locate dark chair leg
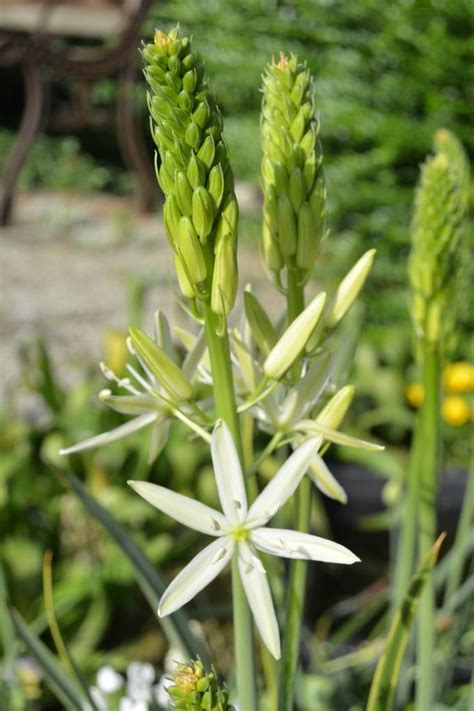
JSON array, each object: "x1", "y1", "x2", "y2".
[
  {"x1": 0, "y1": 64, "x2": 45, "y2": 226},
  {"x1": 116, "y1": 57, "x2": 159, "y2": 212}
]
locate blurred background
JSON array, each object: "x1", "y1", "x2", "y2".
[{"x1": 1, "y1": 1, "x2": 472, "y2": 708}]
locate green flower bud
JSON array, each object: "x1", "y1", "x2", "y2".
[
  {"x1": 178, "y1": 89, "x2": 193, "y2": 111},
  {"x1": 278, "y1": 195, "x2": 297, "y2": 257},
  {"x1": 129, "y1": 326, "x2": 193, "y2": 402},
  {"x1": 193, "y1": 100, "x2": 210, "y2": 129},
  {"x1": 184, "y1": 120, "x2": 202, "y2": 150},
  {"x1": 187, "y1": 153, "x2": 205, "y2": 189},
  {"x1": 176, "y1": 217, "x2": 207, "y2": 289},
  {"x1": 198, "y1": 134, "x2": 216, "y2": 169},
  {"x1": 328, "y1": 249, "x2": 376, "y2": 326},
  {"x1": 182, "y1": 68, "x2": 197, "y2": 92},
  {"x1": 244, "y1": 289, "x2": 278, "y2": 356},
  {"x1": 263, "y1": 221, "x2": 284, "y2": 273},
  {"x1": 317, "y1": 385, "x2": 355, "y2": 429},
  {"x1": 175, "y1": 171, "x2": 193, "y2": 215},
  {"x1": 289, "y1": 167, "x2": 305, "y2": 212},
  {"x1": 208, "y1": 164, "x2": 225, "y2": 209},
  {"x1": 215, "y1": 194, "x2": 239, "y2": 244},
  {"x1": 163, "y1": 194, "x2": 182, "y2": 242},
  {"x1": 296, "y1": 201, "x2": 318, "y2": 270},
  {"x1": 192, "y1": 186, "x2": 214, "y2": 243},
  {"x1": 174, "y1": 254, "x2": 195, "y2": 299},
  {"x1": 211, "y1": 234, "x2": 238, "y2": 316},
  {"x1": 264, "y1": 291, "x2": 327, "y2": 380}
]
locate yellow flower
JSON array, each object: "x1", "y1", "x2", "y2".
[
  {"x1": 443, "y1": 362, "x2": 474, "y2": 393},
  {"x1": 405, "y1": 382, "x2": 424, "y2": 408},
  {"x1": 442, "y1": 396, "x2": 470, "y2": 427}
]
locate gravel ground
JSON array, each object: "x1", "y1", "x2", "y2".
[{"x1": 0, "y1": 185, "x2": 284, "y2": 405}]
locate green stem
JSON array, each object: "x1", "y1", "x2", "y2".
[
  {"x1": 416, "y1": 339, "x2": 441, "y2": 711},
  {"x1": 279, "y1": 267, "x2": 307, "y2": 711},
  {"x1": 202, "y1": 303, "x2": 257, "y2": 710},
  {"x1": 392, "y1": 408, "x2": 423, "y2": 613}
]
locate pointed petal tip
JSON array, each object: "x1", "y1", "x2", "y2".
[{"x1": 58, "y1": 448, "x2": 68, "y2": 456}]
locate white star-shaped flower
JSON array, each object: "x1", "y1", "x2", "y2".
[{"x1": 128, "y1": 421, "x2": 359, "y2": 660}]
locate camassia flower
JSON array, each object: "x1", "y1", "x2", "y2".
[
  {"x1": 129, "y1": 421, "x2": 359, "y2": 660},
  {"x1": 60, "y1": 312, "x2": 208, "y2": 463}
]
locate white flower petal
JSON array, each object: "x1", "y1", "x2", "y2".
[
  {"x1": 99, "y1": 391, "x2": 162, "y2": 416},
  {"x1": 128, "y1": 481, "x2": 228, "y2": 536},
  {"x1": 251, "y1": 527, "x2": 360, "y2": 564},
  {"x1": 295, "y1": 420, "x2": 384, "y2": 451},
  {"x1": 182, "y1": 327, "x2": 207, "y2": 379},
  {"x1": 158, "y1": 538, "x2": 234, "y2": 616},
  {"x1": 148, "y1": 419, "x2": 170, "y2": 464},
  {"x1": 59, "y1": 413, "x2": 157, "y2": 455},
  {"x1": 211, "y1": 420, "x2": 247, "y2": 524},
  {"x1": 308, "y1": 454, "x2": 347, "y2": 504},
  {"x1": 247, "y1": 437, "x2": 322, "y2": 526},
  {"x1": 238, "y1": 542, "x2": 280, "y2": 660}
]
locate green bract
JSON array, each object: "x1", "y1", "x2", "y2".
[
  {"x1": 261, "y1": 53, "x2": 326, "y2": 286},
  {"x1": 144, "y1": 27, "x2": 238, "y2": 316}
]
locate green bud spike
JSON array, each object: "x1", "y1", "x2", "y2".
[
  {"x1": 408, "y1": 150, "x2": 465, "y2": 344},
  {"x1": 208, "y1": 164, "x2": 225, "y2": 209},
  {"x1": 244, "y1": 290, "x2": 278, "y2": 356},
  {"x1": 434, "y1": 128, "x2": 471, "y2": 213},
  {"x1": 211, "y1": 234, "x2": 238, "y2": 316},
  {"x1": 176, "y1": 217, "x2": 207, "y2": 288},
  {"x1": 192, "y1": 186, "x2": 215, "y2": 242},
  {"x1": 129, "y1": 326, "x2": 193, "y2": 402},
  {"x1": 261, "y1": 51, "x2": 325, "y2": 277},
  {"x1": 144, "y1": 26, "x2": 238, "y2": 308},
  {"x1": 278, "y1": 195, "x2": 297, "y2": 257}
]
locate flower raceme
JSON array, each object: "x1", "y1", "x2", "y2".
[
  {"x1": 143, "y1": 27, "x2": 239, "y2": 316},
  {"x1": 129, "y1": 421, "x2": 359, "y2": 660}
]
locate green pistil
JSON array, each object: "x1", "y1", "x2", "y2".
[{"x1": 231, "y1": 525, "x2": 249, "y2": 543}]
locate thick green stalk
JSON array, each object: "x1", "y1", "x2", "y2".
[
  {"x1": 279, "y1": 267, "x2": 307, "y2": 711},
  {"x1": 392, "y1": 408, "x2": 423, "y2": 613},
  {"x1": 416, "y1": 339, "x2": 441, "y2": 711},
  {"x1": 202, "y1": 303, "x2": 257, "y2": 710}
]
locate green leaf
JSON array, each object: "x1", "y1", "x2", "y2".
[
  {"x1": 7, "y1": 605, "x2": 87, "y2": 710},
  {"x1": 53, "y1": 466, "x2": 208, "y2": 664},
  {"x1": 367, "y1": 533, "x2": 446, "y2": 711}
]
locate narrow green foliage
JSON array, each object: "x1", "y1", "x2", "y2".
[
  {"x1": 367, "y1": 534, "x2": 446, "y2": 711},
  {"x1": 144, "y1": 27, "x2": 238, "y2": 315},
  {"x1": 261, "y1": 53, "x2": 326, "y2": 284},
  {"x1": 7, "y1": 606, "x2": 87, "y2": 710},
  {"x1": 167, "y1": 658, "x2": 234, "y2": 710}
]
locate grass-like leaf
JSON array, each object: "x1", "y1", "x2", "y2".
[
  {"x1": 367, "y1": 533, "x2": 446, "y2": 711},
  {"x1": 53, "y1": 466, "x2": 208, "y2": 663},
  {"x1": 7, "y1": 605, "x2": 87, "y2": 710}
]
